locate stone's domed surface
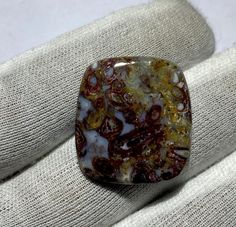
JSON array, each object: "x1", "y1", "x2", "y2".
[{"x1": 75, "y1": 57, "x2": 191, "y2": 184}]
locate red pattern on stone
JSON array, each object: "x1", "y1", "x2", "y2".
[{"x1": 75, "y1": 57, "x2": 192, "y2": 184}]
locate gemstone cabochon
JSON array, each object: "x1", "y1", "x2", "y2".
[{"x1": 75, "y1": 57, "x2": 191, "y2": 184}]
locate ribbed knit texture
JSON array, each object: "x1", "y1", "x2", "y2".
[{"x1": 0, "y1": 1, "x2": 228, "y2": 226}]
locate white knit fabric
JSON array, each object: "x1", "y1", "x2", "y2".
[
  {"x1": 3, "y1": 0, "x2": 235, "y2": 227},
  {"x1": 0, "y1": 0, "x2": 214, "y2": 180}
]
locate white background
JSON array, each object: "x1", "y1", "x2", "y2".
[{"x1": 0, "y1": 0, "x2": 235, "y2": 64}]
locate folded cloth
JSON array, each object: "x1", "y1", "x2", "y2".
[{"x1": 0, "y1": 0, "x2": 223, "y2": 227}]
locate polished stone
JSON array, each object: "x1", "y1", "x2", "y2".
[{"x1": 75, "y1": 57, "x2": 191, "y2": 184}]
